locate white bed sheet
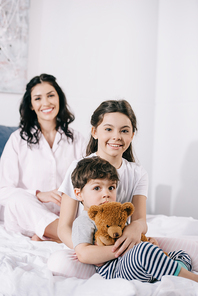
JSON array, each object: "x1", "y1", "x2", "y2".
[{"x1": 1, "y1": 215, "x2": 198, "y2": 296}]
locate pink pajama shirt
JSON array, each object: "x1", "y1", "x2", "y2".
[{"x1": 0, "y1": 128, "x2": 86, "y2": 239}]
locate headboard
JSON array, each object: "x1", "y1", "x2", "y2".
[{"x1": 0, "y1": 125, "x2": 17, "y2": 157}]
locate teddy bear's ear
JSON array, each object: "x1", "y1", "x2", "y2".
[
  {"x1": 88, "y1": 205, "x2": 100, "y2": 221},
  {"x1": 122, "y1": 202, "x2": 135, "y2": 217}
]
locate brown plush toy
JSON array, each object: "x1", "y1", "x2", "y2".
[
  {"x1": 88, "y1": 201, "x2": 167, "y2": 255},
  {"x1": 88, "y1": 201, "x2": 149, "y2": 246}
]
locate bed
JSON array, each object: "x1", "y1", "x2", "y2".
[
  {"x1": 1, "y1": 125, "x2": 198, "y2": 296},
  {"x1": 1, "y1": 215, "x2": 198, "y2": 296}
]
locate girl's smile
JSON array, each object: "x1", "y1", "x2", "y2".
[
  {"x1": 92, "y1": 112, "x2": 134, "y2": 168},
  {"x1": 107, "y1": 143, "x2": 123, "y2": 149}
]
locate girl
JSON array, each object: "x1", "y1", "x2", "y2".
[
  {"x1": 59, "y1": 100, "x2": 147, "y2": 252},
  {"x1": 0, "y1": 74, "x2": 86, "y2": 241},
  {"x1": 48, "y1": 99, "x2": 148, "y2": 277}
]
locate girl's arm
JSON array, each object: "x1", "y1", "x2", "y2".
[
  {"x1": 58, "y1": 193, "x2": 78, "y2": 248},
  {"x1": 75, "y1": 243, "x2": 116, "y2": 265},
  {"x1": 112, "y1": 194, "x2": 147, "y2": 257}
]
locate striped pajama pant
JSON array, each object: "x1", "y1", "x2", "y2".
[{"x1": 96, "y1": 242, "x2": 192, "y2": 282}]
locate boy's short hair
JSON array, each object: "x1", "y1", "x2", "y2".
[{"x1": 71, "y1": 156, "x2": 119, "y2": 190}]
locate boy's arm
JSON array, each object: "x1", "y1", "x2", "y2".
[{"x1": 75, "y1": 243, "x2": 116, "y2": 265}]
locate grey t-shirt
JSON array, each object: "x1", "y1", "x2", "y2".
[{"x1": 72, "y1": 211, "x2": 96, "y2": 249}]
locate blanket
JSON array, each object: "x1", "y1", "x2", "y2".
[{"x1": 1, "y1": 215, "x2": 198, "y2": 296}]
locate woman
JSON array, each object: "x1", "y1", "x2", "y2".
[{"x1": 0, "y1": 74, "x2": 86, "y2": 241}]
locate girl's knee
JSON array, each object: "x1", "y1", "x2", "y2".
[
  {"x1": 47, "y1": 249, "x2": 70, "y2": 275},
  {"x1": 47, "y1": 249, "x2": 96, "y2": 279}
]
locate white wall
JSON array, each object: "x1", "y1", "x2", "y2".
[
  {"x1": 0, "y1": 0, "x2": 198, "y2": 218},
  {"x1": 151, "y1": 0, "x2": 198, "y2": 218},
  {"x1": 27, "y1": 0, "x2": 159, "y2": 195}
]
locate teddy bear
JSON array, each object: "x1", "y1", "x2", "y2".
[
  {"x1": 88, "y1": 201, "x2": 149, "y2": 246},
  {"x1": 88, "y1": 201, "x2": 169, "y2": 257}
]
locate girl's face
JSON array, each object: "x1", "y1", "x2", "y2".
[
  {"x1": 92, "y1": 112, "x2": 134, "y2": 164},
  {"x1": 31, "y1": 82, "x2": 60, "y2": 126}
]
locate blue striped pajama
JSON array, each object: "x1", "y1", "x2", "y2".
[{"x1": 96, "y1": 242, "x2": 192, "y2": 282}]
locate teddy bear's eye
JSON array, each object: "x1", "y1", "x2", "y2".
[{"x1": 106, "y1": 225, "x2": 110, "y2": 228}]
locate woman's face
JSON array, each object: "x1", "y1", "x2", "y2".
[{"x1": 31, "y1": 82, "x2": 60, "y2": 126}]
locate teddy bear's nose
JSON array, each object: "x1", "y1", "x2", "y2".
[{"x1": 108, "y1": 226, "x2": 122, "y2": 238}]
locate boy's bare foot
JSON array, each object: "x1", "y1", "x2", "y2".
[{"x1": 179, "y1": 267, "x2": 198, "y2": 282}]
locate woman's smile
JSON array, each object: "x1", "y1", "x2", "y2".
[{"x1": 41, "y1": 107, "x2": 54, "y2": 114}]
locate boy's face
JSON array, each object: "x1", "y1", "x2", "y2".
[{"x1": 74, "y1": 178, "x2": 117, "y2": 211}]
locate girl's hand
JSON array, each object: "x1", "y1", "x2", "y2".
[
  {"x1": 112, "y1": 195, "x2": 147, "y2": 258},
  {"x1": 111, "y1": 222, "x2": 142, "y2": 257},
  {"x1": 36, "y1": 189, "x2": 61, "y2": 206}
]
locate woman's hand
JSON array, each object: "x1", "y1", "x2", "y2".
[
  {"x1": 111, "y1": 221, "x2": 142, "y2": 258},
  {"x1": 36, "y1": 189, "x2": 61, "y2": 206}
]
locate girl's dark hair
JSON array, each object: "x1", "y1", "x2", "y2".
[
  {"x1": 71, "y1": 156, "x2": 119, "y2": 190},
  {"x1": 19, "y1": 73, "x2": 75, "y2": 145},
  {"x1": 86, "y1": 100, "x2": 137, "y2": 162}
]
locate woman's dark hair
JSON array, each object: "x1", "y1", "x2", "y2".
[
  {"x1": 86, "y1": 100, "x2": 137, "y2": 162},
  {"x1": 19, "y1": 73, "x2": 75, "y2": 144}
]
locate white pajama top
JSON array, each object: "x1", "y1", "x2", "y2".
[{"x1": 0, "y1": 128, "x2": 86, "y2": 206}]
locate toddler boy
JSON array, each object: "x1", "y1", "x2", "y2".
[{"x1": 71, "y1": 156, "x2": 194, "y2": 283}]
